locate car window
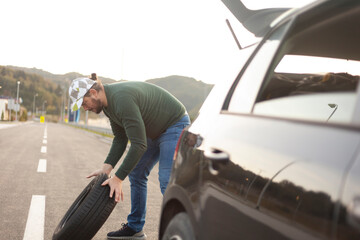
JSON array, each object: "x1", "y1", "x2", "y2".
[
  {"x1": 249, "y1": 4, "x2": 360, "y2": 125},
  {"x1": 227, "y1": 0, "x2": 360, "y2": 125},
  {"x1": 253, "y1": 55, "x2": 360, "y2": 124},
  {"x1": 227, "y1": 23, "x2": 292, "y2": 114}
]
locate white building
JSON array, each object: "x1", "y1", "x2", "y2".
[{"x1": 0, "y1": 98, "x2": 9, "y2": 121}]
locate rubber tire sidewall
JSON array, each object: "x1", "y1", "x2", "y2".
[
  {"x1": 162, "y1": 212, "x2": 195, "y2": 240},
  {"x1": 52, "y1": 173, "x2": 116, "y2": 240}
]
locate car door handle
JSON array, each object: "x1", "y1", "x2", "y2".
[
  {"x1": 205, "y1": 148, "x2": 229, "y2": 175},
  {"x1": 204, "y1": 148, "x2": 230, "y2": 163}
]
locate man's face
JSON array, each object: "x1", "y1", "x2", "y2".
[{"x1": 82, "y1": 95, "x2": 103, "y2": 114}]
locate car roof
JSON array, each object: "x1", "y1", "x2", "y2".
[{"x1": 287, "y1": 0, "x2": 360, "y2": 61}]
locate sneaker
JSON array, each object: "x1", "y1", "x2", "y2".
[{"x1": 107, "y1": 223, "x2": 147, "y2": 240}]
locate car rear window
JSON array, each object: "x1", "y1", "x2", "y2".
[
  {"x1": 254, "y1": 56, "x2": 359, "y2": 124},
  {"x1": 253, "y1": 5, "x2": 360, "y2": 125}
]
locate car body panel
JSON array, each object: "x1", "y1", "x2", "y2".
[
  {"x1": 160, "y1": 129, "x2": 204, "y2": 239},
  {"x1": 198, "y1": 113, "x2": 360, "y2": 239},
  {"x1": 159, "y1": 0, "x2": 360, "y2": 239},
  {"x1": 190, "y1": 44, "x2": 257, "y2": 136},
  {"x1": 339, "y1": 151, "x2": 360, "y2": 239}
]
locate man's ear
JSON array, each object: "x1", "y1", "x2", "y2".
[{"x1": 89, "y1": 89, "x2": 97, "y2": 97}]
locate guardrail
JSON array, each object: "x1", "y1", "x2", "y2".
[{"x1": 67, "y1": 123, "x2": 114, "y2": 137}]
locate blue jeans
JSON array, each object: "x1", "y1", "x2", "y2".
[{"x1": 127, "y1": 115, "x2": 191, "y2": 232}]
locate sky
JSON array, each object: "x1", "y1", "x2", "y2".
[{"x1": 0, "y1": 0, "x2": 315, "y2": 84}]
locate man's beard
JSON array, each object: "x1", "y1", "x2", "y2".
[{"x1": 91, "y1": 98, "x2": 103, "y2": 114}]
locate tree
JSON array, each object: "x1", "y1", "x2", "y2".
[
  {"x1": 20, "y1": 109, "x2": 28, "y2": 121},
  {"x1": 1, "y1": 111, "x2": 4, "y2": 121}
]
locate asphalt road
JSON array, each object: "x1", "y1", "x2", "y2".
[{"x1": 0, "y1": 122, "x2": 162, "y2": 240}]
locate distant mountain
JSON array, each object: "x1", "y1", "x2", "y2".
[
  {"x1": 2, "y1": 66, "x2": 213, "y2": 120},
  {"x1": 5, "y1": 66, "x2": 117, "y2": 86},
  {"x1": 146, "y1": 76, "x2": 213, "y2": 119},
  {"x1": 0, "y1": 66, "x2": 62, "y2": 116}
]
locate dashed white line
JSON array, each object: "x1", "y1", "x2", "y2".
[
  {"x1": 37, "y1": 159, "x2": 47, "y2": 173},
  {"x1": 40, "y1": 146, "x2": 47, "y2": 153},
  {"x1": 0, "y1": 123, "x2": 19, "y2": 129},
  {"x1": 42, "y1": 139, "x2": 47, "y2": 144},
  {"x1": 23, "y1": 195, "x2": 45, "y2": 240}
]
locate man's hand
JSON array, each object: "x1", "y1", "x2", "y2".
[
  {"x1": 87, "y1": 163, "x2": 113, "y2": 178},
  {"x1": 101, "y1": 175, "x2": 124, "y2": 202}
]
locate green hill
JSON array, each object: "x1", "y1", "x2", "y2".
[
  {"x1": 0, "y1": 66, "x2": 62, "y2": 116},
  {"x1": 146, "y1": 76, "x2": 213, "y2": 119},
  {"x1": 5, "y1": 66, "x2": 117, "y2": 86},
  {"x1": 1, "y1": 66, "x2": 213, "y2": 121}
]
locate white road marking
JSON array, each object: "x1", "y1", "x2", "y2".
[
  {"x1": 42, "y1": 139, "x2": 47, "y2": 144},
  {"x1": 40, "y1": 146, "x2": 47, "y2": 153},
  {"x1": 43, "y1": 135, "x2": 47, "y2": 139},
  {"x1": 0, "y1": 123, "x2": 19, "y2": 129},
  {"x1": 23, "y1": 195, "x2": 45, "y2": 240},
  {"x1": 37, "y1": 159, "x2": 47, "y2": 173}
]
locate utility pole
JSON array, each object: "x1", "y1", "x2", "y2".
[
  {"x1": 42, "y1": 101, "x2": 47, "y2": 115},
  {"x1": 33, "y1": 93, "x2": 38, "y2": 119},
  {"x1": 15, "y1": 81, "x2": 20, "y2": 121},
  {"x1": 9, "y1": 98, "x2": 12, "y2": 121}
]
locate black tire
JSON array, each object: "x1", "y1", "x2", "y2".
[
  {"x1": 52, "y1": 173, "x2": 117, "y2": 240},
  {"x1": 162, "y1": 212, "x2": 195, "y2": 240}
]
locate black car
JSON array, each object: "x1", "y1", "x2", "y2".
[{"x1": 159, "y1": 0, "x2": 360, "y2": 239}]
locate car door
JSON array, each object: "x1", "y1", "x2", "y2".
[
  {"x1": 196, "y1": 1, "x2": 360, "y2": 239},
  {"x1": 196, "y1": 20, "x2": 295, "y2": 240},
  {"x1": 337, "y1": 151, "x2": 360, "y2": 239},
  {"x1": 199, "y1": 115, "x2": 360, "y2": 240}
]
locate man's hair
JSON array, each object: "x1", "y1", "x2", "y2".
[{"x1": 84, "y1": 73, "x2": 102, "y2": 97}]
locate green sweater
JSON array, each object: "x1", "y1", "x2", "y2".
[{"x1": 102, "y1": 81, "x2": 186, "y2": 180}]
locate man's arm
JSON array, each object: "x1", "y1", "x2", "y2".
[
  {"x1": 104, "y1": 118, "x2": 128, "y2": 168},
  {"x1": 87, "y1": 118, "x2": 127, "y2": 178},
  {"x1": 88, "y1": 119, "x2": 128, "y2": 203}
]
